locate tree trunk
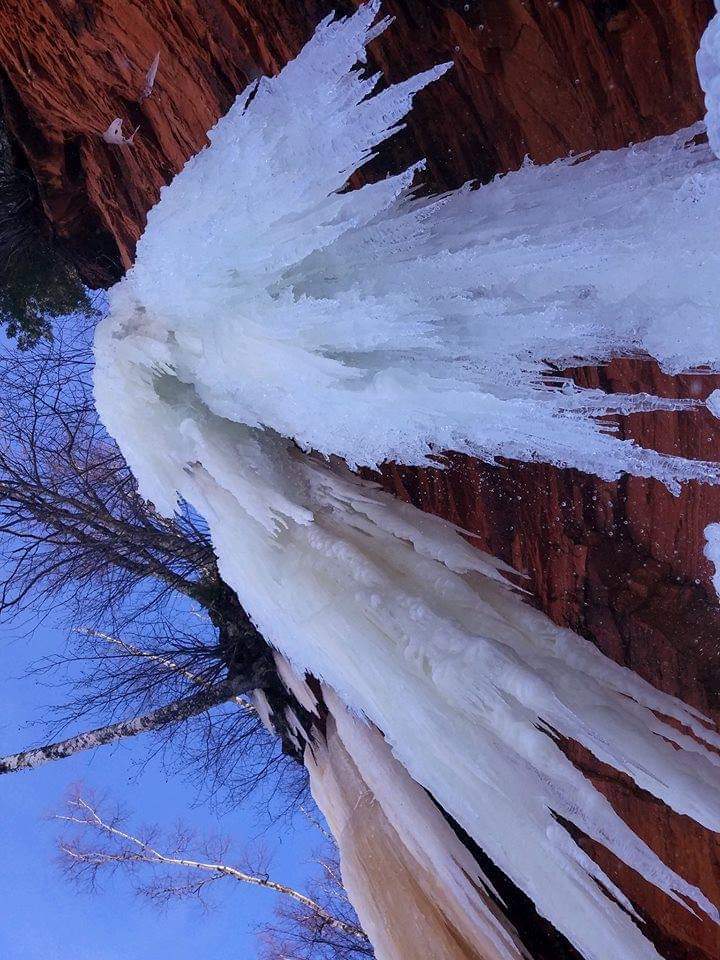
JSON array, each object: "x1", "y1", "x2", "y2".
[{"x1": 0, "y1": 677, "x2": 254, "y2": 774}]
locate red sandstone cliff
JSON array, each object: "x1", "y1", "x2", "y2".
[
  {"x1": 0, "y1": 2, "x2": 718, "y2": 957},
  {"x1": 0, "y1": 1, "x2": 713, "y2": 281}
]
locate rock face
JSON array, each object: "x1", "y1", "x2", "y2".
[
  {"x1": 1, "y1": 1, "x2": 718, "y2": 956},
  {"x1": 0, "y1": 1, "x2": 713, "y2": 281},
  {"x1": 378, "y1": 365, "x2": 720, "y2": 959}
]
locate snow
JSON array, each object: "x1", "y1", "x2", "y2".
[
  {"x1": 707, "y1": 388, "x2": 720, "y2": 418},
  {"x1": 93, "y1": 3, "x2": 720, "y2": 958},
  {"x1": 102, "y1": 117, "x2": 137, "y2": 146},
  {"x1": 704, "y1": 523, "x2": 720, "y2": 599}
]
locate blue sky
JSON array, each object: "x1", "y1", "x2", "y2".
[
  {"x1": 0, "y1": 315, "x2": 320, "y2": 959},
  {"x1": 0, "y1": 618, "x2": 318, "y2": 960}
]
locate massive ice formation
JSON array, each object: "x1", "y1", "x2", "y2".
[
  {"x1": 100, "y1": 2, "x2": 720, "y2": 490},
  {"x1": 94, "y1": 3, "x2": 720, "y2": 958}
]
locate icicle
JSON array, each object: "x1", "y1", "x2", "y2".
[
  {"x1": 140, "y1": 52, "x2": 160, "y2": 102},
  {"x1": 697, "y1": 0, "x2": 720, "y2": 157},
  {"x1": 101, "y1": 2, "x2": 720, "y2": 489},
  {"x1": 94, "y1": 5, "x2": 720, "y2": 958},
  {"x1": 102, "y1": 117, "x2": 138, "y2": 146},
  {"x1": 307, "y1": 688, "x2": 526, "y2": 960}
]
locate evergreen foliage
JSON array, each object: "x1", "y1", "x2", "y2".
[{"x1": 0, "y1": 119, "x2": 94, "y2": 348}]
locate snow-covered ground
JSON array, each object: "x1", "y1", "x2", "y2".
[{"x1": 94, "y1": 3, "x2": 720, "y2": 958}]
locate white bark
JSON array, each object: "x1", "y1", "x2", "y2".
[
  {"x1": 58, "y1": 796, "x2": 368, "y2": 943},
  {"x1": 78, "y1": 627, "x2": 257, "y2": 714},
  {"x1": 0, "y1": 675, "x2": 254, "y2": 774}
]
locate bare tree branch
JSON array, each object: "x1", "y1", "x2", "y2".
[
  {"x1": 0, "y1": 333, "x2": 308, "y2": 805},
  {"x1": 0, "y1": 331, "x2": 364, "y2": 956},
  {"x1": 55, "y1": 792, "x2": 372, "y2": 956},
  {"x1": 76, "y1": 627, "x2": 258, "y2": 715},
  {"x1": 0, "y1": 333, "x2": 218, "y2": 624}
]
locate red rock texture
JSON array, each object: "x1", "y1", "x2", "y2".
[
  {"x1": 1, "y1": 1, "x2": 719, "y2": 956},
  {"x1": 0, "y1": 1, "x2": 714, "y2": 279},
  {"x1": 377, "y1": 362, "x2": 720, "y2": 959}
]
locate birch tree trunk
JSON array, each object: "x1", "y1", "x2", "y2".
[{"x1": 0, "y1": 676, "x2": 257, "y2": 774}]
